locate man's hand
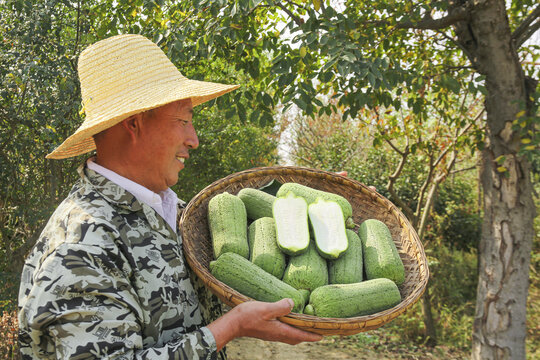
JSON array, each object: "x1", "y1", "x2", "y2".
[
  {"x1": 207, "y1": 298, "x2": 323, "y2": 351},
  {"x1": 335, "y1": 170, "x2": 377, "y2": 192}
]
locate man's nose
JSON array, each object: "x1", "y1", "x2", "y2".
[{"x1": 186, "y1": 124, "x2": 199, "y2": 149}]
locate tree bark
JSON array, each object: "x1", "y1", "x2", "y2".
[
  {"x1": 451, "y1": 1, "x2": 536, "y2": 358},
  {"x1": 421, "y1": 285, "x2": 437, "y2": 346}
]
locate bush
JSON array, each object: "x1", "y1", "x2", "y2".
[
  {"x1": 428, "y1": 245, "x2": 478, "y2": 310},
  {"x1": 174, "y1": 108, "x2": 278, "y2": 200},
  {"x1": 429, "y1": 174, "x2": 482, "y2": 251},
  {"x1": 0, "y1": 310, "x2": 18, "y2": 360}
]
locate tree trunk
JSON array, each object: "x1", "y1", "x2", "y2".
[
  {"x1": 452, "y1": 1, "x2": 536, "y2": 358},
  {"x1": 421, "y1": 285, "x2": 437, "y2": 346}
]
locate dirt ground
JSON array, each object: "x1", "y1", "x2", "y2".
[
  {"x1": 227, "y1": 337, "x2": 358, "y2": 360},
  {"x1": 226, "y1": 337, "x2": 465, "y2": 360}
]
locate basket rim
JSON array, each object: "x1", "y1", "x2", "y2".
[{"x1": 180, "y1": 165, "x2": 429, "y2": 329}]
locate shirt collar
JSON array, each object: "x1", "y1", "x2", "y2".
[
  {"x1": 87, "y1": 158, "x2": 164, "y2": 207},
  {"x1": 85, "y1": 158, "x2": 179, "y2": 232}
]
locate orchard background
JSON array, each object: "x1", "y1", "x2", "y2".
[{"x1": 1, "y1": 1, "x2": 538, "y2": 359}]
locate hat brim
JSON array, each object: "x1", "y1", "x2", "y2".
[{"x1": 46, "y1": 79, "x2": 239, "y2": 159}]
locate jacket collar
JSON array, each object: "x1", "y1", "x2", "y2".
[{"x1": 77, "y1": 162, "x2": 177, "y2": 238}]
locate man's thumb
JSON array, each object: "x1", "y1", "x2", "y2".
[{"x1": 271, "y1": 298, "x2": 294, "y2": 317}]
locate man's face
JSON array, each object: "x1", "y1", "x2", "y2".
[{"x1": 136, "y1": 99, "x2": 198, "y2": 192}]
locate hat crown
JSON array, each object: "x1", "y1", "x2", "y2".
[{"x1": 78, "y1": 34, "x2": 185, "y2": 129}]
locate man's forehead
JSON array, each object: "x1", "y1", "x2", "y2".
[{"x1": 170, "y1": 98, "x2": 193, "y2": 113}]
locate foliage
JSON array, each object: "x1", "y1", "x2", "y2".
[
  {"x1": 427, "y1": 246, "x2": 478, "y2": 311},
  {"x1": 0, "y1": 0, "x2": 280, "y2": 275},
  {"x1": 175, "y1": 108, "x2": 278, "y2": 200},
  {"x1": 1, "y1": 0, "x2": 538, "y2": 358},
  {"x1": 428, "y1": 173, "x2": 482, "y2": 251},
  {"x1": 0, "y1": 1, "x2": 85, "y2": 274}
]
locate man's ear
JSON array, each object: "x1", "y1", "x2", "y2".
[{"x1": 121, "y1": 114, "x2": 143, "y2": 142}]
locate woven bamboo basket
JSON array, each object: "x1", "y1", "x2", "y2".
[{"x1": 180, "y1": 166, "x2": 429, "y2": 335}]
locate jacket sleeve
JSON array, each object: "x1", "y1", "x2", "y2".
[{"x1": 18, "y1": 237, "x2": 218, "y2": 360}]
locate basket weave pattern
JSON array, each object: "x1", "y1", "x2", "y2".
[{"x1": 180, "y1": 166, "x2": 429, "y2": 335}]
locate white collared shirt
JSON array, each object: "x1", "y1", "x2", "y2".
[{"x1": 87, "y1": 158, "x2": 179, "y2": 232}]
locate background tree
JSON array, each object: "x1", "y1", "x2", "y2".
[{"x1": 174, "y1": 1, "x2": 537, "y2": 357}]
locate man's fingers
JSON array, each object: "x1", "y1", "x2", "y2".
[{"x1": 272, "y1": 321, "x2": 324, "y2": 343}]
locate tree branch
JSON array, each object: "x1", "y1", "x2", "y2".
[
  {"x1": 434, "y1": 29, "x2": 476, "y2": 63},
  {"x1": 247, "y1": 4, "x2": 265, "y2": 16},
  {"x1": 395, "y1": 6, "x2": 470, "y2": 30},
  {"x1": 512, "y1": 5, "x2": 540, "y2": 47},
  {"x1": 450, "y1": 165, "x2": 477, "y2": 174},
  {"x1": 283, "y1": 0, "x2": 307, "y2": 11},
  {"x1": 417, "y1": 150, "x2": 457, "y2": 241},
  {"x1": 386, "y1": 139, "x2": 415, "y2": 221},
  {"x1": 384, "y1": 137, "x2": 405, "y2": 156},
  {"x1": 276, "y1": 2, "x2": 303, "y2": 26},
  {"x1": 415, "y1": 154, "x2": 435, "y2": 223}
]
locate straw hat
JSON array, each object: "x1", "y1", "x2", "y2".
[{"x1": 46, "y1": 34, "x2": 240, "y2": 159}]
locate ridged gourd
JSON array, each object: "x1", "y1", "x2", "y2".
[
  {"x1": 304, "y1": 278, "x2": 401, "y2": 318},
  {"x1": 308, "y1": 198, "x2": 349, "y2": 259},
  {"x1": 328, "y1": 229, "x2": 363, "y2": 284},
  {"x1": 273, "y1": 192, "x2": 310, "y2": 256},
  {"x1": 248, "y1": 217, "x2": 286, "y2": 279},
  {"x1": 210, "y1": 252, "x2": 305, "y2": 313},
  {"x1": 276, "y1": 182, "x2": 355, "y2": 228},
  {"x1": 207, "y1": 192, "x2": 249, "y2": 259},
  {"x1": 238, "y1": 188, "x2": 276, "y2": 220},
  {"x1": 358, "y1": 219, "x2": 405, "y2": 286},
  {"x1": 282, "y1": 240, "x2": 328, "y2": 292}
]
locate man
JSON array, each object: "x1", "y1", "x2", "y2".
[{"x1": 18, "y1": 34, "x2": 321, "y2": 359}]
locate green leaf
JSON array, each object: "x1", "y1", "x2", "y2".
[
  {"x1": 306, "y1": 102, "x2": 314, "y2": 115},
  {"x1": 306, "y1": 32, "x2": 318, "y2": 45},
  {"x1": 259, "y1": 112, "x2": 274, "y2": 127},
  {"x1": 367, "y1": 72, "x2": 376, "y2": 87},
  {"x1": 320, "y1": 33, "x2": 330, "y2": 45},
  {"x1": 262, "y1": 93, "x2": 273, "y2": 107},
  {"x1": 336, "y1": 62, "x2": 349, "y2": 77},
  {"x1": 237, "y1": 103, "x2": 247, "y2": 123},
  {"x1": 342, "y1": 51, "x2": 356, "y2": 63},
  {"x1": 495, "y1": 155, "x2": 506, "y2": 165},
  {"x1": 293, "y1": 97, "x2": 307, "y2": 110},
  {"x1": 446, "y1": 77, "x2": 460, "y2": 94},
  {"x1": 322, "y1": 56, "x2": 339, "y2": 71},
  {"x1": 319, "y1": 70, "x2": 333, "y2": 83},
  {"x1": 250, "y1": 109, "x2": 261, "y2": 123}
]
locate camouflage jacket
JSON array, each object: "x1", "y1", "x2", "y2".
[{"x1": 18, "y1": 164, "x2": 224, "y2": 359}]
